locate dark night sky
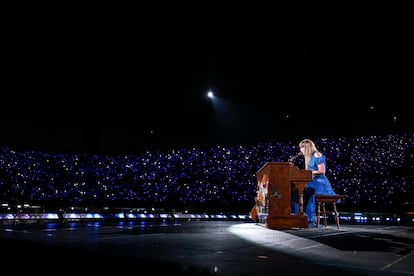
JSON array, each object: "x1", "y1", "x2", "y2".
[{"x1": 3, "y1": 30, "x2": 413, "y2": 154}]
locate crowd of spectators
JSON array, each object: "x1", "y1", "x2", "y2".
[{"x1": 0, "y1": 133, "x2": 412, "y2": 214}]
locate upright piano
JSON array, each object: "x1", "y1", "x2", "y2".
[{"x1": 252, "y1": 162, "x2": 312, "y2": 229}]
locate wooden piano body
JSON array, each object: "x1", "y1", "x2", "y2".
[{"x1": 253, "y1": 162, "x2": 312, "y2": 229}]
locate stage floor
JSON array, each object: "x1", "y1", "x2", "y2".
[{"x1": 1, "y1": 220, "x2": 413, "y2": 275}]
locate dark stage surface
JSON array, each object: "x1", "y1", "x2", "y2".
[{"x1": 1, "y1": 220, "x2": 413, "y2": 275}]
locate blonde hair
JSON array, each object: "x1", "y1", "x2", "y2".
[
  {"x1": 299, "y1": 139, "x2": 318, "y2": 170},
  {"x1": 299, "y1": 139, "x2": 318, "y2": 156}
]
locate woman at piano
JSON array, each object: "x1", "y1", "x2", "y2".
[{"x1": 292, "y1": 138, "x2": 338, "y2": 225}]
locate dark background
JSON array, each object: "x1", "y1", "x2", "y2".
[{"x1": 4, "y1": 30, "x2": 413, "y2": 155}]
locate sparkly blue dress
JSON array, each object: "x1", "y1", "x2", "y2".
[
  {"x1": 291, "y1": 153, "x2": 337, "y2": 224},
  {"x1": 304, "y1": 153, "x2": 336, "y2": 223}
]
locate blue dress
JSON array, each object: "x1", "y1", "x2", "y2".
[{"x1": 291, "y1": 153, "x2": 336, "y2": 224}]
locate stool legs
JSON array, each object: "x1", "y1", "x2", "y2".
[
  {"x1": 315, "y1": 201, "x2": 340, "y2": 229},
  {"x1": 333, "y1": 202, "x2": 340, "y2": 229},
  {"x1": 322, "y1": 203, "x2": 327, "y2": 227},
  {"x1": 316, "y1": 202, "x2": 328, "y2": 228},
  {"x1": 316, "y1": 202, "x2": 321, "y2": 228},
  {"x1": 314, "y1": 195, "x2": 342, "y2": 229}
]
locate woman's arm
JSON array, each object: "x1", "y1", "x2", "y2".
[
  {"x1": 312, "y1": 152, "x2": 325, "y2": 175},
  {"x1": 312, "y1": 162, "x2": 325, "y2": 175}
]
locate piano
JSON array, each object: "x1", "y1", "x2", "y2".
[{"x1": 252, "y1": 162, "x2": 312, "y2": 229}]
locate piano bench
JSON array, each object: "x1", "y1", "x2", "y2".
[{"x1": 315, "y1": 195, "x2": 343, "y2": 229}]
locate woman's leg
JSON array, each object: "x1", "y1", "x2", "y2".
[
  {"x1": 291, "y1": 190, "x2": 299, "y2": 214},
  {"x1": 305, "y1": 193, "x2": 316, "y2": 223}
]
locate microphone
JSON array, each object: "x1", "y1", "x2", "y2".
[{"x1": 288, "y1": 152, "x2": 303, "y2": 162}]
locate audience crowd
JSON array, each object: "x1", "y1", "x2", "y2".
[{"x1": 0, "y1": 133, "x2": 412, "y2": 214}]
